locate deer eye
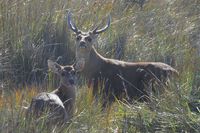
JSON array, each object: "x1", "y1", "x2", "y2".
[
  {"x1": 85, "y1": 37, "x2": 92, "y2": 42},
  {"x1": 76, "y1": 36, "x2": 81, "y2": 41}
]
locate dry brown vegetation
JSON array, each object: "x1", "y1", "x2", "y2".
[{"x1": 0, "y1": 0, "x2": 200, "y2": 132}]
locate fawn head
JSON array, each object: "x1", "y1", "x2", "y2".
[{"x1": 48, "y1": 60, "x2": 76, "y2": 88}]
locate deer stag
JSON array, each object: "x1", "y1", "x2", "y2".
[
  {"x1": 67, "y1": 12, "x2": 178, "y2": 105},
  {"x1": 27, "y1": 60, "x2": 77, "y2": 125}
]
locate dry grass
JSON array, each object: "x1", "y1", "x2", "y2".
[{"x1": 0, "y1": 0, "x2": 200, "y2": 132}]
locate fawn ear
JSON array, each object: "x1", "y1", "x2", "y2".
[{"x1": 48, "y1": 60, "x2": 62, "y2": 74}]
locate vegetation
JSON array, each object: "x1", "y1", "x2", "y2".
[{"x1": 0, "y1": 0, "x2": 200, "y2": 132}]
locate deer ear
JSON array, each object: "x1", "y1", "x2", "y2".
[
  {"x1": 48, "y1": 60, "x2": 62, "y2": 74},
  {"x1": 89, "y1": 31, "x2": 98, "y2": 38}
]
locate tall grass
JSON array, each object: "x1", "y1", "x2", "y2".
[
  {"x1": 0, "y1": 83, "x2": 200, "y2": 132},
  {"x1": 0, "y1": 0, "x2": 200, "y2": 132}
]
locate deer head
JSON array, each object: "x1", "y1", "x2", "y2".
[
  {"x1": 67, "y1": 11, "x2": 111, "y2": 63},
  {"x1": 48, "y1": 60, "x2": 76, "y2": 88}
]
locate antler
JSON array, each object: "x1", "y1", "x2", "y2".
[
  {"x1": 67, "y1": 11, "x2": 80, "y2": 34},
  {"x1": 92, "y1": 15, "x2": 111, "y2": 34}
]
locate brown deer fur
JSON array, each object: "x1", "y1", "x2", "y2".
[
  {"x1": 27, "y1": 60, "x2": 76, "y2": 124},
  {"x1": 67, "y1": 12, "x2": 178, "y2": 105}
]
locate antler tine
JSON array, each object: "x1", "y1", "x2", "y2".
[
  {"x1": 93, "y1": 15, "x2": 111, "y2": 34},
  {"x1": 67, "y1": 11, "x2": 80, "y2": 34}
]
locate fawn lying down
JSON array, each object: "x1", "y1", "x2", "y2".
[{"x1": 27, "y1": 60, "x2": 76, "y2": 125}]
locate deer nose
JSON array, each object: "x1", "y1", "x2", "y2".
[{"x1": 79, "y1": 41, "x2": 86, "y2": 48}]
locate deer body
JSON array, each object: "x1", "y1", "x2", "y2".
[
  {"x1": 67, "y1": 12, "x2": 178, "y2": 104},
  {"x1": 28, "y1": 92, "x2": 68, "y2": 124},
  {"x1": 80, "y1": 46, "x2": 178, "y2": 103},
  {"x1": 51, "y1": 84, "x2": 75, "y2": 118},
  {"x1": 27, "y1": 60, "x2": 76, "y2": 124}
]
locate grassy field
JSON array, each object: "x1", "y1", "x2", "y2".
[{"x1": 0, "y1": 0, "x2": 200, "y2": 132}]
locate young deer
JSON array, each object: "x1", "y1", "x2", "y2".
[
  {"x1": 67, "y1": 12, "x2": 178, "y2": 105},
  {"x1": 27, "y1": 60, "x2": 76, "y2": 125}
]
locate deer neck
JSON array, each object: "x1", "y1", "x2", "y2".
[
  {"x1": 53, "y1": 84, "x2": 75, "y2": 108},
  {"x1": 82, "y1": 46, "x2": 105, "y2": 78}
]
